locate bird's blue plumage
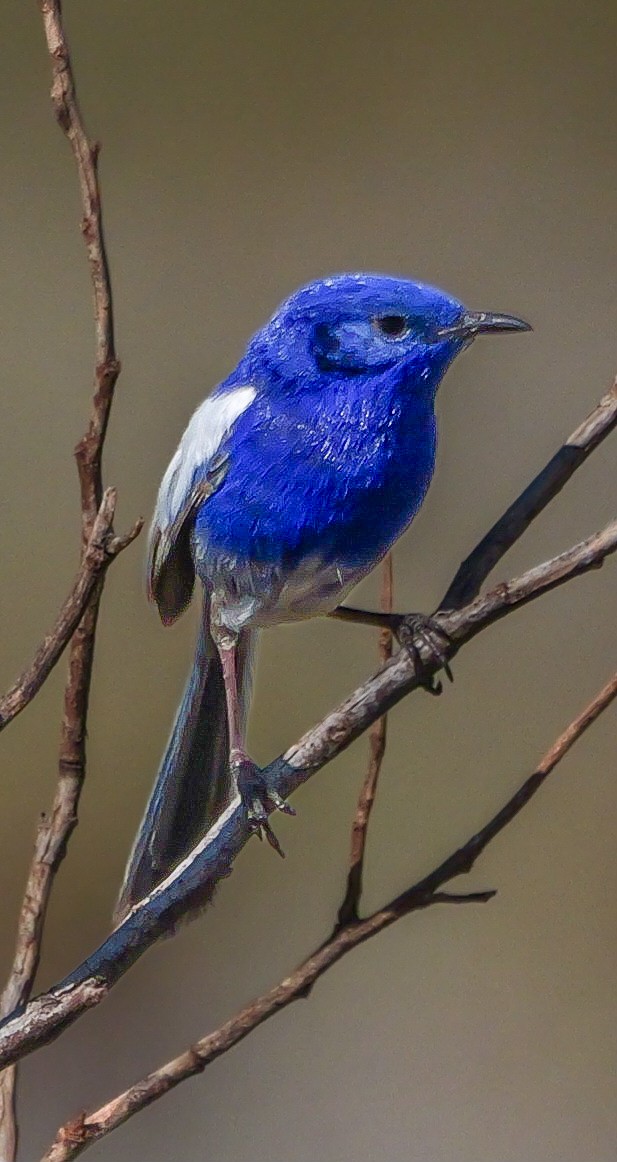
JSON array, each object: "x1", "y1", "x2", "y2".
[
  {"x1": 117, "y1": 272, "x2": 530, "y2": 918},
  {"x1": 192, "y1": 274, "x2": 466, "y2": 613},
  {"x1": 196, "y1": 363, "x2": 439, "y2": 571}
]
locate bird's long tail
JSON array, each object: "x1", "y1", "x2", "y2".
[{"x1": 115, "y1": 598, "x2": 255, "y2": 923}]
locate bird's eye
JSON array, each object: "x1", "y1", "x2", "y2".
[{"x1": 374, "y1": 314, "x2": 409, "y2": 339}]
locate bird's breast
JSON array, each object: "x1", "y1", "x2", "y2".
[{"x1": 194, "y1": 385, "x2": 437, "y2": 575}]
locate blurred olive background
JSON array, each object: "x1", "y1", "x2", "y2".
[{"x1": 1, "y1": 1, "x2": 616, "y2": 1159}]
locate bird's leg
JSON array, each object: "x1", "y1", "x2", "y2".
[
  {"x1": 217, "y1": 637, "x2": 251, "y2": 768},
  {"x1": 214, "y1": 623, "x2": 294, "y2": 854},
  {"x1": 329, "y1": 605, "x2": 453, "y2": 694}
]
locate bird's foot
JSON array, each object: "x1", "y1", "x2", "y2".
[
  {"x1": 233, "y1": 755, "x2": 296, "y2": 857},
  {"x1": 392, "y1": 612, "x2": 454, "y2": 695}
]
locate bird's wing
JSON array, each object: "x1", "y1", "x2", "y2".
[{"x1": 147, "y1": 385, "x2": 256, "y2": 624}]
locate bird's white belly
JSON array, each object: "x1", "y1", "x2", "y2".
[{"x1": 206, "y1": 552, "x2": 369, "y2": 635}]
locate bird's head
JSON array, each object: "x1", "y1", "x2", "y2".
[{"x1": 245, "y1": 273, "x2": 530, "y2": 394}]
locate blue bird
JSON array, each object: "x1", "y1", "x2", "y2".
[{"x1": 116, "y1": 273, "x2": 530, "y2": 918}]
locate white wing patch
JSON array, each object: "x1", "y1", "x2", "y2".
[
  {"x1": 153, "y1": 385, "x2": 256, "y2": 534},
  {"x1": 148, "y1": 385, "x2": 256, "y2": 623}
]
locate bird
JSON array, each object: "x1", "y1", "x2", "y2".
[{"x1": 116, "y1": 273, "x2": 530, "y2": 920}]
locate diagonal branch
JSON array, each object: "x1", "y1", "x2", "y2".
[
  {"x1": 0, "y1": 517, "x2": 615, "y2": 1074},
  {"x1": 0, "y1": 494, "x2": 140, "y2": 1153},
  {"x1": 0, "y1": 494, "x2": 141, "y2": 732},
  {"x1": 440, "y1": 376, "x2": 617, "y2": 610},
  {"x1": 39, "y1": 668, "x2": 617, "y2": 1162},
  {"x1": 0, "y1": 502, "x2": 140, "y2": 1000},
  {"x1": 337, "y1": 553, "x2": 393, "y2": 928}
]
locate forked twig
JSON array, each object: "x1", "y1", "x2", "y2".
[{"x1": 0, "y1": 494, "x2": 141, "y2": 732}]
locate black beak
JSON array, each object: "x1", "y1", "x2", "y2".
[{"x1": 435, "y1": 310, "x2": 532, "y2": 342}]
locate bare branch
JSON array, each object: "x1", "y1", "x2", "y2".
[
  {"x1": 0, "y1": 516, "x2": 615, "y2": 1074},
  {"x1": 440, "y1": 376, "x2": 617, "y2": 610},
  {"x1": 9, "y1": 6, "x2": 611, "y2": 1159},
  {"x1": 0, "y1": 494, "x2": 141, "y2": 732},
  {"x1": 0, "y1": 5, "x2": 131, "y2": 1156},
  {"x1": 337, "y1": 553, "x2": 393, "y2": 928},
  {"x1": 0, "y1": 494, "x2": 140, "y2": 1154},
  {"x1": 39, "y1": 0, "x2": 120, "y2": 528},
  {"x1": 40, "y1": 668, "x2": 617, "y2": 1161}
]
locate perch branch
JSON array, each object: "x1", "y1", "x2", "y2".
[
  {"x1": 337, "y1": 553, "x2": 393, "y2": 928},
  {"x1": 440, "y1": 376, "x2": 617, "y2": 610},
  {"x1": 40, "y1": 668, "x2": 617, "y2": 1161},
  {"x1": 0, "y1": 516, "x2": 615, "y2": 1073}
]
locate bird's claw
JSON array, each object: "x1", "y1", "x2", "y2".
[
  {"x1": 393, "y1": 612, "x2": 454, "y2": 694},
  {"x1": 235, "y1": 760, "x2": 295, "y2": 857}
]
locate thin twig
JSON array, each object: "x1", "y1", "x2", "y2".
[
  {"x1": 337, "y1": 553, "x2": 393, "y2": 928},
  {"x1": 39, "y1": 669, "x2": 617, "y2": 1161},
  {"x1": 0, "y1": 494, "x2": 141, "y2": 732},
  {"x1": 0, "y1": 495, "x2": 136, "y2": 1006},
  {"x1": 0, "y1": 499, "x2": 140, "y2": 1160},
  {"x1": 440, "y1": 376, "x2": 617, "y2": 610},
  {"x1": 0, "y1": 5, "x2": 128, "y2": 1157},
  {"x1": 39, "y1": 0, "x2": 120, "y2": 529},
  {"x1": 0, "y1": 516, "x2": 615, "y2": 1074}
]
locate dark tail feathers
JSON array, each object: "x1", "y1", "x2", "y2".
[{"x1": 115, "y1": 603, "x2": 254, "y2": 922}]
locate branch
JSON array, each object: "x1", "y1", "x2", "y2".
[
  {"x1": 40, "y1": 668, "x2": 617, "y2": 1161},
  {"x1": 0, "y1": 4, "x2": 131, "y2": 1156},
  {"x1": 0, "y1": 517, "x2": 615, "y2": 1073},
  {"x1": 440, "y1": 376, "x2": 617, "y2": 610},
  {"x1": 14, "y1": 6, "x2": 612, "y2": 1158},
  {"x1": 337, "y1": 553, "x2": 393, "y2": 928},
  {"x1": 0, "y1": 500, "x2": 140, "y2": 1160},
  {"x1": 39, "y1": 0, "x2": 120, "y2": 528},
  {"x1": 0, "y1": 494, "x2": 141, "y2": 732}
]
